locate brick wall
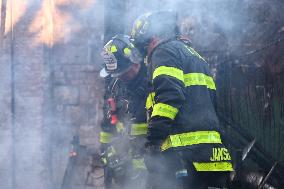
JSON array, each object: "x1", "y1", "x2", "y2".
[{"x1": 0, "y1": 1, "x2": 104, "y2": 189}]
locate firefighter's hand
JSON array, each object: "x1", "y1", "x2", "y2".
[
  {"x1": 100, "y1": 145, "x2": 116, "y2": 166},
  {"x1": 145, "y1": 142, "x2": 160, "y2": 153},
  {"x1": 100, "y1": 151, "x2": 107, "y2": 165},
  {"x1": 144, "y1": 143, "x2": 163, "y2": 173}
]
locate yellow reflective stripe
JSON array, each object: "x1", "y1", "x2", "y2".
[
  {"x1": 152, "y1": 67, "x2": 215, "y2": 89},
  {"x1": 132, "y1": 158, "x2": 146, "y2": 170},
  {"x1": 161, "y1": 131, "x2": 222, "y2": 151},
  {"x1": 100, "y1": 132, "x2": 113, "y2": 144},
  {"x1": 151, "y1": 103, "x2": 178, "y2": 120},
  {"x1": 130, "y1": 123, "x2": 148, "y2": 136},
  {"x1": 184, "y1": 73, "x2": 216, "y2": 90},
  {"x1": 116, "y1": 122, "x2": 124, "y2": 133},
  {"x1": 146, "y1": 92, "x2": 155, "y2": 110},
  {"x1": 193, "y1": 162, "x2": 234, "y2": 172},
  {"x1": 153, "y1": 66, "x2": 184, "y2": 82}
]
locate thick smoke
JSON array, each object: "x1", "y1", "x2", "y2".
[
  {"x1": 125, "y1": 0, "x2": 243, "y2": 46},
  {"x1": 0, "y1": 1, "x2": 102, "y2": 189}
]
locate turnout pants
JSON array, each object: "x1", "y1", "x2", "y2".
[{"x1": 145, "y1": 144, "x2": 233, "y2": 189}]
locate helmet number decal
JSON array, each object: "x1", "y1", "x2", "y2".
[{"x1": 101, "y1": 49, "x2": 117, "y2": 71}]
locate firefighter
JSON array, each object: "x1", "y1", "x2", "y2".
[
  {"x1": 131, "y1": 10, "x2": 234, "y2": 189},
  {"x1": 99, "y1": 34, "x2": 148, "y2": 189}
]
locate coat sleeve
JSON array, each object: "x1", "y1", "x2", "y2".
[{"x1": 147, "y1": 46, "x2": 186, "y2": 144}]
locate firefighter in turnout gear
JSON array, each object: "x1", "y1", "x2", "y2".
[
  {"x1": 99, "y1": 34, "x2": 148, "y2": 189},
  {"x1": 131, "y1": 10, "x2": 234, "y2": 189}
]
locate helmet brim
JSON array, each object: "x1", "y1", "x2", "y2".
[{"x1": 99, "y1": 68, "x2": 109, "y2": 78}]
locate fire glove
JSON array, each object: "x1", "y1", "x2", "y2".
[{"x1": 144, "y1": 142, "x2": 165, "y2": 173}]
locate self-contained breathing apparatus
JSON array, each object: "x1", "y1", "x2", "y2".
[{"x1": 100, "y1": 77, "x2": 135, "y2": 188}]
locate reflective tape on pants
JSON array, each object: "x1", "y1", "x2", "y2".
[{"x1": 193, "y1": 162, "x2": 234, "y2": 172}]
